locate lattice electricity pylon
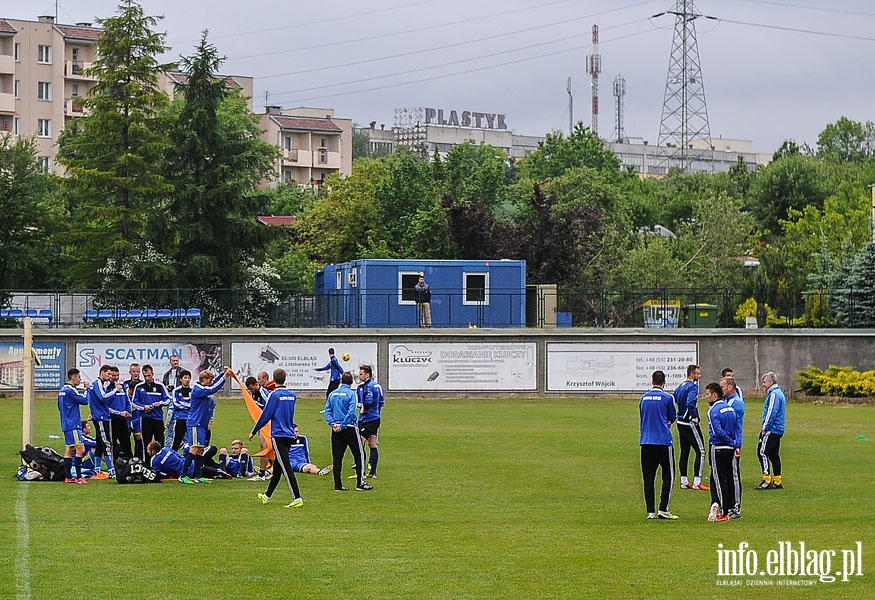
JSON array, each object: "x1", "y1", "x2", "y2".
[{"x1": 656, "y1": 0, "x2": 714, "y2": 173}]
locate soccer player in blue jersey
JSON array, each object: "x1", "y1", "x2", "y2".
[
  {"x1": 249, "y1": 369, "x2": 306, "y2": 507},
  {"x1": 133, "y1": 365, "x2": 171, "y2": 449},
  {"x1": 705, "y1": 382, "x2": 740, "y2": 522},
  {"x1": 357, "y1": 364, "x2": 384, "y2": 479},
  {"x1": 315, "y1": 348, "x2": 344, "y2": 399},
  {"x1": 180, "y1": 366, "x2": 232, "y2": 484},
  {"x1": 147, "y1": 441, "x2": 228, "y2": 480},
  {"x1": 58, "y1": 368, "x2": 89, "y2": 484},
  {"x1": 720, "y1": 376, "x2": 745, "y2": 518},
  {"x1": 106, "y1": 366, "x2": 134, "y2": 461},
  {"x1": 86, "y1": 365, "x2": 123, "y2": 479},
  {"x1": 326, "y1": 371, "x2": 371, "y2": 491},
  {"x1": 639, "y1": 370, "x2": 678, "y2": 520},
  {"x1": 218, "y1": 440, "x2": 254, "y2": 478},
  {"x1": 244, "y1": 376, "x2": 272, "y2": 481},
  {"x1": 673, "y1": 364, "x2": 708, "y2": 490},
  {"x1": 287, "y1": 425, "x2": 332, "y2": 476},
  {"x1": 170, "y1": 370, "x2": 192, "y2": 451},
  {"x1": 755, "y1": 371, "x2": 787, "y2": 491}
]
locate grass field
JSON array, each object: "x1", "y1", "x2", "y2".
[{"x1": 1, "y1": 394, "x2": 873, "y2": 600}]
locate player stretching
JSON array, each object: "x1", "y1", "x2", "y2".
[{"x1": 180, "y1": 367, "x2": 232, "y2": 484}]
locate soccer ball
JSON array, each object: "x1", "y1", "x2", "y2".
[{"x1": 341, "y1": 353, "x2": 350, "y2": 361}]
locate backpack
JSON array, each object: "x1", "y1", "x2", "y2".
[
  {"x1": 114, "y1": 457, "x2": 162, "y2": 484},
  {"x1": 18, "y1": 444, "x2": 66, "y2": 481}
]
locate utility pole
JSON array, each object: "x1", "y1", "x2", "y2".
[
  {"x1": 656, "y1": 0, "x2": 714, "y2": 173},
  {"x1": 567, "y1": 77, "x2": 573, "y2": 136},
  {"x1": 586, "y1": 25, "x2": 601, "y2": 137}
]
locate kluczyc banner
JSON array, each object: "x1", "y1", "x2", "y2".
[
  {"x1": 388, "y1": 342, "x2": 537, "y2": 391},
  {"x1": 231, "y1": 342, "x2": 378, "y2": 391},
  {"x1": 75, "y1": 342, "x2": 223, "y2": 383},
  {"x1": 0, "y1": 342, "x2": 66, "y2": 390}
]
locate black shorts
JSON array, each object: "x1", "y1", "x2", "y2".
[{"x1": 359, "y1": 419, "x2": 380, "y2": 439}]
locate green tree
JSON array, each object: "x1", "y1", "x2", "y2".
[
  {"x1": 518, "y1": 123, "x2": 621, "y2": 181},
  {"x1": 832, "y1": 243, "x2": 875, "y2": 327},
  {"x1": 164, "y1": 32, "x2": 278, "y2": 294},
  {"x1": 375, "y1": 147, "x2": 438, "y2": 255},
  {"x1": 747, "y1": 154, "x2": 831, "y2": 236},
  {"x1": 816, "y1": 117, "x2": 875, "y2": 163},
  {"x1": 56, "y1": 0, "x2": 173, "y2": 288}
]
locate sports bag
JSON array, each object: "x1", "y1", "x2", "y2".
[
  {"x1": 19, "y1": 444, "x2": 66, "y2": 481},
  {"x1": 114, "y1": 457, "x2": 162, "y2": 484}
]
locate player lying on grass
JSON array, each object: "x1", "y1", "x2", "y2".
[{"x1": 147, "y1": 441, "x2": 230, "y2": 481}]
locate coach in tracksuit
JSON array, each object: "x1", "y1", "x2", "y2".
[
  {"x1": 325, "y1": 371, "x2": 370, "y2": 491},
  {"x1": 250, "y1": 369, "x2": 304, "y2": 506},
  {"x1": 756, "y1": 371, "x2": 787, "y2": 490},
  {"x1": 706, "y1": 383, "x2": 740, "y2": 521},
  {"x1": 639, "y1": 370, "x2": 678, "y2": 520},
  {"x1": 674, "y1": 364, "x2": 707, "y2": 490}
]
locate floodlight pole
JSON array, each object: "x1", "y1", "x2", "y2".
[{"x1": 22, "y1": 317, "x2": 34, "y2": 448}]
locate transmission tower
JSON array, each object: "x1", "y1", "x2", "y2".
[
  {"x1": 586, "y1": 24, "x2": 601, "y2": 137},
  {"x1": 656, "y1": 0, "x2": 713, "y2": 172},
  {"x1": 612, "y1": 75, "x2": 628, "y2": 144}
]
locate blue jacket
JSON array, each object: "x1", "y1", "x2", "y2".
[
  {"x1": 324, "y1": 384, "x2": 358, "y2": 429},
  {"x1": 252, "y1": 387, "x2": 297, "y2": 438},
  {"x1": 707, "y1": 400, "x2": 739, "y2": 447},
  {"x1": 172, "y1": 386, "x2": 192, "y2": 420},
  {"x1": 58, "y1": 384, "x2": 88, "y2": 431},
  {"x1": 316, "y1": 355, "x2": 344, "y2": 382},
  {"x1": 673, "y1": 380, "x2": 700, "y2": 422},
  {"x1": 725, "y1": 392, "x2": 746, "y2": 448},
  {"x1": 150, "y1": 447, "x2": 189, "y2": 478},
  {"x1": 86, "y1": 378, "x2": 116, "y2": 421},
  {"x1": 761, "y1": 384, "x2": 786, "y2": 435},
  {"x1": 639, "y1": 387, "x2": 676, "y2": 446},
  {"x1": 190, "y1": 374, "x2": 226, "y2": 428},
  {"x1": 357, "y1": 379, "x2": 384, "y2": 424},
  {"x1": 133, "y1": 381, "x2": 171, "y2": 421}
]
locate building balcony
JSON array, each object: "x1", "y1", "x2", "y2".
[
  {"x1": 315, "y1": 148, "x2": 341, "y2": 169},
  {"x1": 65, "y1": 60, "x2": 96, "y2": 80},
  {"x1": 282, "y1": 147, "x2": 309, "y2": 166},
  {"x1": 0, "y1": 54, "x2": 14, "y2": 75},
  {"x1": 0, "y1": 92, "x2": 14, "y2": 114},
  {"x1": 64, "y1": 98, "x2": 87, "y2": 116}
]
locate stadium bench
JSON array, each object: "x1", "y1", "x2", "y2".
[{"x1": 1, "y1": 307, "x2": 54, "y2": 328}]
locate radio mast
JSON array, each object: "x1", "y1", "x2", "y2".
[{"x1": 586, "y1": 24, "x2": 601, "y2": 137}]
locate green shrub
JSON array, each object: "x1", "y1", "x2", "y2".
[{"x1": 797, "y1": 364, "x2": 875, "y2": 397}]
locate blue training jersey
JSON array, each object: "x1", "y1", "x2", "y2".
[
  {"x1": 639, "y1": 387, "x2": 676, "y2": 446},
  {"x1": 673, "y1": 380, "x2": 700, "y2": 422},
  {"x1": 725, "y1": 392, "x2": 745, "y2": 448},
  {"x1": 150, "y1": 447, "x2": 189, "y2": 478},
  {"x1": 707, "y1": 400, "x2": 739, "y2": 447},
  {"x1": 58, "y1": 384, "x2": 88, "y2": 431},
  {"x1": 324, "y1": 384, "x2": 358, "y2": 429},
  {"x1": 761, "y1": 384, "x2": 786, "y2": 435},
  {"x1": 358, "y1": 379, "x2": 384, "y2": 423},
  {"x1": 316, "y1": 355, "x2": 344, "y2": 382},
  {"x1": 133, "y1": 381, "x2": 171, "y2": 420},
  {"x1": 86, "y1": 378, "x2": 116, "y2": 421},
  {"x1": 252, "y1": 387, "x2": 297, "y2": 438},
  {"x1": 190, "y1": 374, "x2": 226, "y2": 428},
  {"x1": 172, "y1": 387, "x2": 192, "y2": 420}
]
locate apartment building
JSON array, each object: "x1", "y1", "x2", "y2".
[{"x1": 260, "y1": 106, "x2": 353, "y2": 186}]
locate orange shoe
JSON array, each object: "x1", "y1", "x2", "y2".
[
  {"x1": 692, "y1": 483, "x2": 710, "y2": 491},
  {"x1": 76, "y1": 478, "x2": 89, "y2": 485},
  {"x1": 92, "y1": 472, "x2": 110, "y2": 480},
  {"x1": 64, "y1": 477, "x2": 77, "y2": 484}
]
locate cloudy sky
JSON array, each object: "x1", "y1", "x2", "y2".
[{"x1": 10, "y1": 0, "x2": 875, "y2": 153}]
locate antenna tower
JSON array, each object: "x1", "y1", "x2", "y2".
[
  {"x1": 656, "y1": 0, "x2": 712, "y2": 172},
  {"x1": 586, "y1": 24, "x2": 601, "y2": 137},
  {"x1": 612, "y1": 75, "x2": 628, "y2": 144}
]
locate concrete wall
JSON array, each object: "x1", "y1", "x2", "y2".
[{"x1": 8, "y1": 327, "x2": 875, "y2": 398}]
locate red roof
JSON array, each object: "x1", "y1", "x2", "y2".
[
  {"x1": 257, "y1": 215, "x2": 297, "y2": 228},
  {"x1": 270, "y1": 116, "x2": 342, "y2": 133},
  {"x1": 55, "y1": 24, "x2": 102, "y2": 41},
  {"x1": 0, "y1": 20, "x2": 16, "y2": 34}
]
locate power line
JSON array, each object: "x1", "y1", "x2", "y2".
[
  {"x1": 719, "y1": 17, "x2": 875, "y2": 42},
  {"x1": 733, "y1": 0, "x2": 875, "y2": 19}
]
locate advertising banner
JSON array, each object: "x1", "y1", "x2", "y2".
[
  {"x1": 389, "y1": 342, "x2": 537, "y2": 391},
  {"x1": 75, "y1": 342, "x2": 223, "y2": 383},
  {"x1": 546, "y1": 342, "x2": 699, "y2": 392},
  {"x1": 231, "y1": 342, "x2": 378, "y2": 391},
  {"x1": 0, "y1": 343, "x2": 66, "y2": 390}
]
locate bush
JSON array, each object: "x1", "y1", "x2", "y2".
[{"x1": 797, "y1": 365, "x2": 875, "y2": 397}]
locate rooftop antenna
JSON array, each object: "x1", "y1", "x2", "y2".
[
  {"x1": 656, "y1": 0, "x2": 714, "y2": 172},
  {"x1": 586, "y1": 24, "x2": 601, "y2": 137},
  {"x1": 612, "y1": 74, "x2": 628, "y2": 144}
]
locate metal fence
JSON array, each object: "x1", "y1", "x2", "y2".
[{"x1": 0, "y1": 287, "x2": 852, "y2": 329}]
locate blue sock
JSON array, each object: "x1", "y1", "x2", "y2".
[
  {"x1": 369, "y1": 448, "x2": 379, "y2": 475},
  {"x1": 193, "y1": 455, "x2": 204, "y2": 479},
  {"x1": 73, "y1": 456, "x2": 82, "y2": 478},
  {"x1": 182, "y1": 453, "x2": 193, "y2": 478},
  {"x1": 63, "y1": 457, "x2": 73, "y2": 479}
]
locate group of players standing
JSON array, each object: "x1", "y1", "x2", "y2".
[
  {"x1": 639, "y1": 365, "x2": 787, "y2": 522},
  {"x1": 56, "y1": 346, "x2": 385, "y2": 510}
]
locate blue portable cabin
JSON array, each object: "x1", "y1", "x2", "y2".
[{"x1": 315, "y1": 259, "x2": 526, "y2": 328}]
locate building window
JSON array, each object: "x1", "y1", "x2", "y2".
[
  {"x1": 335, "y1": 270, "x2": 342, "y2": 290},
  {"x1": 398, "y1": 272, "x2": 423, "y2": 305},
  {"x1": 71, "y1": 83, "x2": 80, "y2": 97},
  {"x1": 463, "y1": 272, "x2": 489, "y2": 305},
  {"x1": 14, "y1": 80, "x2": 20, "y2": 100},
  {"x1": 37, "y1": 81, "x2": 52, "y2": 101},
  {"x1": 37, "y1": 119, "x2": 51, "y2": 138},
  {"x1": 13, "y1": 117, "x2": 20, "y2": 136},
  {"x1": 282, "y1": 136, "x2": 293, "y2": 150},
  {"x1": 14, "y1": 42, "x2": 20, "y2": 62},
  {"x1": 38, "y1": 156, "x2": 51, "y2": 172},
  {"x1": 37, "y1": 45, "x2": 52, "y2": 64}
]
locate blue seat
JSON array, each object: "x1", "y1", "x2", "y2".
[
  {"x1": 37, "y1": 309, "x2": 53, "y2": 328},
  {"x1": 156, "y1": 308, "x2": 172, "y2": 319},
  {"x1": 171, "y1": 308, "x2": 186, "y2": 319},
  {"x1": 143, "y1": 309, "x2": 158, "y2": 319},
  {"x1": 0, "y1": 309, "x2": 8, "y2": 318},
  {"x1": 9, "y1": 308, "x2": 24, "y2": 318},
  {"x1": 126, "y1": 309, "x2": 143, "y2": 319},
  {"x1": 113, "y1": 309, "x2": 128, "y2": 319},
  {"x1": 97, "y1": 309, "x2": 113, "y2": 319},
  {"x1": 25, "y1": 309, "x2": 38, "y2": 318},
  {"x1": 84, "y1": 309, "x2": 98, "y2": 323},
  {"x1": 186, "y1": 307, "x2": 202, "y2": 328}
]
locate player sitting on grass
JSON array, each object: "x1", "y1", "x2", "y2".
[
  {"x1": 147, "y1": 441, "x2": 229, "y2": 480},
  {"x1": 218, "y1": 440, "x2": 254, "y2": 478},
  {"x1": 289, "y1": 424, "x2": 332, "y2": 477}
]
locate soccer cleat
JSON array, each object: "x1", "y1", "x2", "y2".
[
  {"x1": 692, "y1": 482, "x2": 710, "y2": 491},
  {"x1": 646, "y1": 513, "x2": 657, "y2": 520},
  {"x1": 679, "y1": 482, "x2": 693, "y2": 489},
  {"x1": 257, "y1": 493, "x2": 271, "y2": 504},
  {"x1": 769, "y1": 482, "x2": 783, "y2": 489},
  {"x1": 728, "y1": 510, "x2": 743, "y2": 520},
  {"x1": 248, "y1": 474, "x2": 266, "y2": 482},
  {"x1": 76, "y1": 478, "x2": 88, "y2": 485},
  {"x1": 754, "y1": 480, "x2": 772, "y2": 490},
  {"x1": 179, "y1": 476, "x2": 193, "y2": 484},
  {"x1": 92, "y1": 472, "x2": 110, "y2": 480},
  {"x1": 366, "y1": 473, "x2": 377, "y2": 479},
  {"x1": 657, "y1": 511, "x2": 679, "y2": 520},
  {"x1": 716, "y1": 514, "x2": 731, "y2": 522},
  {"x1": 356, "y1": 482, "x2": 374, "y2": 491},
  {"x1": 285, "y1": 499, "x2": 304, "y2": 508},
  {"x1": 334, "y1": 486, "x2": 349, "y2": 492},
  {"x1": 347, "y1": 473, "x2": 359, "y2": 479},
  {"x1": 108, "y1": 470, "x2": 116, "y2": 478},
  {"x1": 65, "y1": 477, "x2": 78, "y2": 484},
  {"x1": 707, "y1": 502, "x2": 719, "y2": 522},
  {"x1": 196, "y1": 477, "x2": 212, "y2": 484},
  {"x1": 317, "y1": 465, "x2": 333, "y2": 476}
]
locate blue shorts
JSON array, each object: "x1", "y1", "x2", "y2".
[
  {"x1": 129, "y1": 417, "x2": 142, "y2": 434},
  {"x1": 288, "y1": 445, "x2": 309, "y2": 472},
  {"x1": 188, "y1": 425, "x2": 207, "y2": 447},
  {"x1": 63, "y1": 428, "x2": 85, "y2": 447}
]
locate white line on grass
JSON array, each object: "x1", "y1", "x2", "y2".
[{"x1": 15, "y1": 484, "x2": 31, "y2": 600}]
